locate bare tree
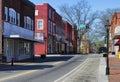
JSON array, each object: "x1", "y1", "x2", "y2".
[
  {"x1": 96, "y1": 8, "x2": 120, "y2": 40},
  {"x1": 59, "y1": 0, "x2": 98, "y2": 53}
]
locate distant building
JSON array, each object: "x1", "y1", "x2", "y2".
[
  {"x1": 81, "y1": 34, "x2": 90, "y2": 54},
  {"x1": 65, "y1": 22, "x2": 73, "y2": 53},
  {"x1": 0, "y1": 0, "x2": 36, "y2": 62},
  {"x1": 72, "y1": 26, "x2": 78, "y2": 54}
]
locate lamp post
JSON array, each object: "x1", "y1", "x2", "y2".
[
  {"x1": 41, "y1": 37, "x2": 47, "y2": 59},
  {"x1": 44, "y1": 37, "x2": 47, "y2": 55},
  {"x1": 105, "y1": 20, "x2": 111, "y2": 75}
]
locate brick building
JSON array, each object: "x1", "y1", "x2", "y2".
[
  {"x1": 1, "y1": 0, "x2": 35, "y2": 62},
  {"x1": 72, "y1": 26, "x2": 78, "y2": 54},
  {"x1": 65, "y1": 22, "x2": 73, "y2": 53},
  {"x1": 110, "y1": 12, "x2": 120, "y2": 55},
  {"x1": 34, "y1": 3, "x2": 67, "y2": 56}
]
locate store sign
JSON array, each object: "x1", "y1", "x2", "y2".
[{"x1": 35, "y1": 32, "x2": 44, "y2": 42}]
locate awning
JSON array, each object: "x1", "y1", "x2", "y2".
[
  {"x1": 4, "y1": 35, "x2": 42, "y2": 43},
  {"x1": 114, "y1": 39, "x2": 120, "y2": 46}
]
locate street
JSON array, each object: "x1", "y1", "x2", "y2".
[{"x1": 0, "y1": 54, "x2": 101, "y2": 82}]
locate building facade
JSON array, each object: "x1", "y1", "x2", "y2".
[
  {"x1": 35, "y1": 3, "x2": 66, "y2": 56},
  {"x1": 72, "y1": 26, "x2": 78, "y2": 54},
  {"x1": 1, "y1": 0, "x2": 35, "y2": 62},
  {"x1": 34, "y1": 3, "x2": 78, "y2": 55},
  {"x1": 65, "y1": 22, "x2": 73, "y2": 53},
  {"x1": 110, "y1": 12, "x2": 120, "y2": 55}
]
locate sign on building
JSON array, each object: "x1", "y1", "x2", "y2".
[{"x1": 35, "y1": 32, "x2": 44, "y2": 42}]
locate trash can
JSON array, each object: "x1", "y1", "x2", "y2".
[{"x1": 118, "y1": 51, "x2": 120, "y2": 59}]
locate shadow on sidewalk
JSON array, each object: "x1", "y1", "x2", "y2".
[
  {"x1": 0, "y1": 55, "x2": 73, "y2": 72},
  {"x1": 0, "y1": 64, "x2": 53, "y2": 71}
]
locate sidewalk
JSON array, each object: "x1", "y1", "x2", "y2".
[
  {"x1": 98, "y1": 56, "x2": 108, "y2": 82},
  {"x1": 109, "y1": 55, "x2": 120, "y2": 82}
]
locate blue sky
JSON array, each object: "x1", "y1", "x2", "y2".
[{"x1": 29, "y1": 0, "x2": 120, "y2": 13}]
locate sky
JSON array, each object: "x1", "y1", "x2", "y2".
[{"x1": 29, "y1": 0, "x2": 120, "y2": 13}]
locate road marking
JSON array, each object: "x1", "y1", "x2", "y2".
[
  {"x1": 0, "y1": 70, "x2": 38, "y2": 82},
  {"x1": 52, "y1": 61, "x2": 62, "y2": 65},
  {"x1": 0, "y1": 61, "x2": 62, "y2": 82},
  {"x1": 54, "y1": 58, "x2": 89, "y2": 82}
]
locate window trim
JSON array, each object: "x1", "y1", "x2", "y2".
[
  {"x1": 9, "y1": 8, "x2": 16, "y2": 24},
  {"x1": 4, "y1": 7, "x2": 8, "y2": 21},
  {"x1": 37, "y1": 19, "x2": 44, "y2": 30}
]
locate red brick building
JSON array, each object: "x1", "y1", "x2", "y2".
[
  {"x1": 72, "y1": 26, "x2": 78, "y2": 54},
  {"x1": 1, "y1": 0, "x2": 35, "y2": 62},
  {"x1": 65, "y1": 22, "x2": 73, "y2": 53},
  {"x1": 35, "y1": 3, "x2": 67, "y2": 56},
  {"x1": 110, "y1": 12, "x2": 120, "y2": 55},
  {"x1": 34, "y1": 3, "x2": 78, "y2": 55}
]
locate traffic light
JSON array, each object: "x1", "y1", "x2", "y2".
[{"x1": 86, "y1": 23, "x2": 89, "y2": 29}]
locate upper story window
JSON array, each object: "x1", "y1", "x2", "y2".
[
  {"x1": 4, "y1": 7, "x2": 8, "y2": 21},
  {"x1": 51, "y1": 21, "x2": 53, "y2": 32},
  {"x1": 35, "y1": 10, "x2": 38, "y2": 16},
  {"x1": 48, "y1": 20, "x2": 51, "y2": 32},
  {"x1": 17, "y1": 13, "x2": 20, "y2": 26},
  {"x1": 37, "y1": 19, "x2": 44, "y2": 30},
  {"x1": 9, "y1": 8, "x2": 16, "y2": 24},
  {"x1": 53, "y1": 23, "x2": 55, "y2": 33},
  {"x1": 52, "y1": 12, "x2": 54, "y2": 21},
  {"x1": 24, "y1": 16, "x2": 32, "y2": 30},
  {"x1": 31, "y1": 20, "x2": 34, "y2": 31},
  {"x1": 49, "y1": 9, "x2": 51, "y2": 19}
]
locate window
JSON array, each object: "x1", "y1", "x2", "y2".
[
  {"x1": 27, "y1": 16, "x2": 31, "y2": 30},
  {"x1": 4, "y1": 7, "x2": 8, "y2": 21},
  {"x1": 35, "y1": 10, "x2": 38, "y2": 16},
  {"x1": 24, "y1": 16, "x2": 32, "y2": 30},
  {"x1": 48, "y1": 20, "x2": 51, "y2": 32},
  {"x1": 24, "y1": 16, "x2": 27, "y2": 28},
  {"x1": 37, "y1": 19, "x2": 43, "y2": 30},
  {"x1": 31, "y1": 20, "x2": 34, "y2": 31},
  {"x1": 17, "y1": 13, "x2": 20, "y2": 26},
  {"x1": 53, "y1": 23, "x2": 55, "y2": 33},
  {"x1": 52, "y1": 12, "x2": 54, "y2": 21},
  {"x1": 9, "y1": 8, "x2": 16, "y2": 24},
  {"x1": 49, "y1": 9, "x2": 51, "y2": 19},
  {"x1": 51, "y1": 21, "x2": 52, "y2": 32}
]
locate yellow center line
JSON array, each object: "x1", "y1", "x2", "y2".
[
  {"x1": 52, "y1": 61, "x2": 62, "y2": 65},
  {"x1": 0, "y1": 70, "x2": 38, "y2": 82},
  {"x1": 0, "y1": 61, "x2": 62, "y2": 82}
]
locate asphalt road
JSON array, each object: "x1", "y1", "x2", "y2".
[{"x1": 0, "y1": 55, "x2": 88, "y2": 82}]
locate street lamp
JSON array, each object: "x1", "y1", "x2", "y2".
[
  {"x1": 105, "y1": 20, "x2": 111, "y2": 75},
  {"x1": 44, "y1": 37, "x2": 47, "y2": 55},
  {"x1": 41, "y1": 37, "x2": 47, "y2": 59}
]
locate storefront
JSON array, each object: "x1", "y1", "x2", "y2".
[
  {"x1": 3, "y1": 22, "x2": 36, "y2": 62},
  {"x1": 4, "y1": 38, "x2": 34, "y2": 62}
]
